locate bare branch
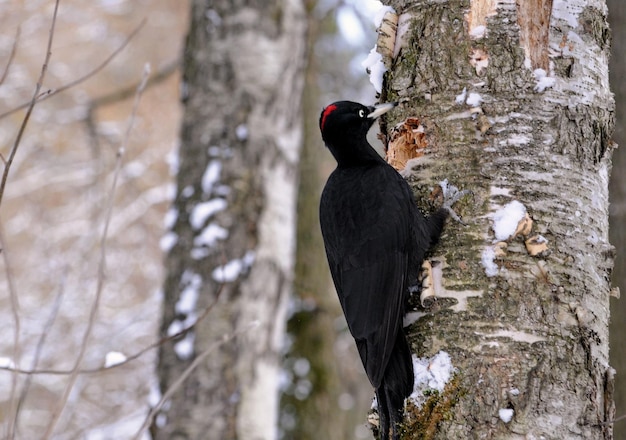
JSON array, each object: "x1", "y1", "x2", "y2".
[
  {"x1": 132, "y1": 321, "x2": 260, "y2": 440},
  {"x1": 0, "y1": 0, "x2": 60, "y2": 211},
  {"x1": 0, "y1": 19, "x2": 147, "y2": 121},
  {"x1": 41, "y1": 63, "x2": 151, "y2": 440},
  {"x1": 91, "y1": 57, "x2": 179, "y2": 109},
  {"x1": 0, "y1": 281, "x2": 225, "y2": 376},
  {"x1": 0, "y1": 26, "x2": 20, "y2": 87},
  {"x1": 11, "y1": 268, "x2": 67, "y2": 435},
  {"x1": 0, "y1": 3, "x2": 60, "y2": 438},
  {"x1": 0, "y1": 222, "x2": 20, "y2": 440}
]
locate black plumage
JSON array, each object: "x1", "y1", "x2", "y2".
[{"x1": 318, "y1": 101, "x2": 448, "y2": 440}]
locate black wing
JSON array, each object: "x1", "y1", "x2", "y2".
[{"x1": 320, "y1": 164, "x2": 415, "y2": 388}]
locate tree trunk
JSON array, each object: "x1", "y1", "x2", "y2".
[
  {"x1": 607, "y1": 1, "x2": 626, "y2": 438},
  {"x1": 152, "y1": 1, "x2": 306, "y2": 439},
  {"x1": 374, "y1": 0, "x2": 615, "y2": 438},
  {"x1": 282, "y1": 4, "x2": 346, "y2": 438}
]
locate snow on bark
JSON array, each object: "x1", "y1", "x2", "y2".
[
  {"x1": 154, "y1": 0, "x2": 306, "y2": 439},
  {"x1": 383, "y1": 0, "x2": 615, "y2": 437}
]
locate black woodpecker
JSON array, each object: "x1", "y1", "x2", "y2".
[{"x1": 318, "y1": 101, "x2": 453, "y2": 440}]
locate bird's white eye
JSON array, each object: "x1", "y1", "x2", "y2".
[{"x1": 358, "y1": 109, "x2": 365, "y2": 118}]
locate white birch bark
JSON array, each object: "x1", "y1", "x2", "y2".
[
  {"x1": 373, "y1": 0, "x2": 616, "y2": 438},
  {"x1": 153, "y1": 1, "x2": 306, "y2": 439}
]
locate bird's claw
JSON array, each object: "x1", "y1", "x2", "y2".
[{"x1": 439, "y1": 179, "x2": 473, "y2": 225}]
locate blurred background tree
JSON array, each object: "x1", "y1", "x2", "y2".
[{"x1": 0, "y1": 1, "x2": 186, "y2": 438}]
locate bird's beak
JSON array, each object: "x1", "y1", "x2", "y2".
[{"x1": 367, "y1": 102, "x2": 398, "y2": 119}]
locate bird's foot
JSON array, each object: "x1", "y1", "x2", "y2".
[{"x1": 439, "y1": 179, "x2": 473, "y2": 225}]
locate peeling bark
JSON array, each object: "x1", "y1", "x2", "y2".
[
  {"x1": 387, "y1": 117, "x2": 428, "y2": 170},
  {"x1": 516, "y1": 0, "x2": 553, "y2": 70},
  {"x1": 153, "y1": 1, "x2": 306, "y2": 439},
  {"x1": 378, "y1": 0, "x2": 615, "y2": 438}
]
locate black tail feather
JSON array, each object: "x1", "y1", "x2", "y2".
[
  {"x1": 426, "y1": 207, "x2": 448, "y2": 249},
  {"x1": 376, "y1": 331, "x2": 414, "y2": 440}
]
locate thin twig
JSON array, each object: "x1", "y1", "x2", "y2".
[
  {"x1": 0, "y1": 0, "x2": 60, "y2": 212},
  {"x1": 90, "y1": 57, "x2": 179, "y2": 109},
  {"x1": 11, "y1": 268, "x2": 67, "y2": 435},
  {"x1": 0, "y1": 222, "x2": 20, "y2": 440},
  {"x1": 0, "y1": 3, "x2": 60, "y2": 438},
  {"x1": 0, "y1": 280, "x2": 225, "y2": 376},
  {"x1": 132, "y1": 321, "x2": 260, "y2": 440},
  {"x1": 0, "y1": 19, "x2": 147, "y2": 121},
  {"x1": 0, "y1": 26, "x2": 20, "y2": 87},
  {"x1": 41, "y1": 63, "x2": 151, "y2": 440}
]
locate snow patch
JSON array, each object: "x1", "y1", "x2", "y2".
[
  {"x1": 190, "y1": 248, "x2": 209, "y2": 260},
  {"x1": 403, "y1": 311, "x2": 427, "y2": 327},
  {"x1": 148, "y1": 382, "x2": 162, "y2": 407},
  {"x1": 481, "y1": 246, "x2": 499, "y2": 277},
  {"x1": 293, "y1": 358, "x2": 310, "y2": 377},
  {"x1": 174, "y1": 332, "x2": 195, "y2": 360},
  {"x1": 160, "y1": 232, "x2": 178, "y2": 252},
  {"x1": 466, "y1": 92, "x2": 483, "y2": 107},
  {"x1": 362, "y1": 47, "x2": 386, "y2": 93},
  {"x1": 212, "y1": 251, "x2": 256, "y2": 283},
  {"x1": 373, "y1": 5, "x2": 395, "y2": 27},
  {"x1": 408, "y1": 351, "x2": 455, "y2": 408},
  {"x1": 235, "y1": 124, "x2": 249, "y2": 141},
  {"x1": 193, "y1": 223, "x2": 228, "y2": 248},
  {"x1": 155, "y1": 413, "x2": 167, "y2": 428},
  {"x1": 533, "y1": 68, "x2": 556, "y2": 92},
  {"x1": 167, "y1": 319, "x2": 185, "y2": 337},
  {"x1": 189, "y1": 199, "x2": 227, "y2": 229},
  {"x1": 492, "y1": 201, "x2": 526, "y2": 241},
  {"x1": 176, "y1": 271, "x2": 202, "y2": 315},
  {"x1": 499, "y1": 408, "x2": 514, "y2": 423},
  {"x1": 181, "y1": 185, "x2": 194, "y2": 198},
  {"x1": 164, "y1": 208, "x2": 178, "y2": 229},
  {"x1": 455, "y1": 87, "x2": 467, "y2": 105},
  {"x1": 104, "y1": 351, "x2": 127, "y2": 368},
  {"x1": 0, "y1": 357, "x2": 15, "y2": 369},
  {"x1": 201, "y1": 160, "x2": 222, "y2": 194}
]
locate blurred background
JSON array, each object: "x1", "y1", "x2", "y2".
[{"x1": 0, "y1": 0, "x2": 623, "y2": 438}]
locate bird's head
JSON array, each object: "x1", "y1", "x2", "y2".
[{"x1": 319, "y1": 101, "x2": 397, "y2": 146}]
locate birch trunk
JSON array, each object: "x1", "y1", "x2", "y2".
[
  {"x1": 153, "y1": 1, "x2": 306, "y2": 439},
  {"x1": 374, "y1": 0, "x2": 616, "y2": 438}
]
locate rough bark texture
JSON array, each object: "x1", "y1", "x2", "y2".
[
  {"x1": 377, "y1": 0, "x2": 615, "y2": 438},
  {"x1": 153, "y1": 1, "x2": 306, "y2": 439}
]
